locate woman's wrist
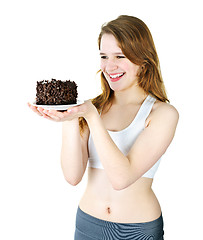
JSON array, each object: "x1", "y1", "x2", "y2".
[
  {"x1": 62, "y1": 118, "x2": 79, "y2": 129},
  {"x1": 85, "y1": 111, "x2": 101, "y2": 131},
  {"x1": 84, "y1": 106, "x2": 99, "y2": 124}
]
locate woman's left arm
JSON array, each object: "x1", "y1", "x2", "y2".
[
  {"x1": 50, "y1": 100, "x2": 178, "y2": 190},
  {"x1": 84, "y1": 102, "x2": 179, "y2": 190}
]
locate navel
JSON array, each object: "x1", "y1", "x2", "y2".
[{"x1": 107, "y1": 207, "x2": 111, "y2": 214}]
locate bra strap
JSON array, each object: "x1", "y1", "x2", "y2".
[{"x1": 137, "y1": 95, "x2": 156, "y2": 121}]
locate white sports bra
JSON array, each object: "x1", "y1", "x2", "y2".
[{"x1": 88, "y1": 95, "x2": 161, "y2": 178}]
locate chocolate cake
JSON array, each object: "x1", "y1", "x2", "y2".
[{"x1": 36, "y1": 79, "x2": 78, "y2": 105}]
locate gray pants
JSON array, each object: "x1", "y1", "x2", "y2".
[{"x1": 74, "y1": 207, "x2": 164, "y2": 240}]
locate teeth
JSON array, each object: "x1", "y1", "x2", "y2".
[{"x1": 110, "y1": 73, "x2": 124, "y2": 79}]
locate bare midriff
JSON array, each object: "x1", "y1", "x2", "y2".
[{"x1": 79, "y1": 167, "x2": 162, "y2": 223}]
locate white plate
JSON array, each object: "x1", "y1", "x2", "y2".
[{"x1": 32, "y1": 99, "x2": 84, "y2": 111}]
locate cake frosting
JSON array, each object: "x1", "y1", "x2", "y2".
[{"x1": 36, "y1": 79, "x2": 78, "y2": 105}]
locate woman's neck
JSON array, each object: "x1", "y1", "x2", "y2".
[{"x1": 113, "y1": 86, "x2": 147, "y2": 106}]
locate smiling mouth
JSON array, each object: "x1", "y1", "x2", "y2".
[{"x1": 109, "y1": 73, "x2": 125, "y2": 82}]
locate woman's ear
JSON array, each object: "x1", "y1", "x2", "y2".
[{"x1": 137, "y1": 64, "x2": 144, "y2": 77}]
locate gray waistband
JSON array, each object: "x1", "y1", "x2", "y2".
[{"x1": 77, "y1": 207, "x2": 163, "y2": 229}]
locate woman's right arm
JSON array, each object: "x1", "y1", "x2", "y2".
[
  {"x1": 28, "y1": 103, "x2": 89, "y2": 186},
  {"x1": 61, "y1": 119, "x2": 89, "y2": 185}
]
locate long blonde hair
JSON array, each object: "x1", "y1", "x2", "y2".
[{"x1": 79, "y1": 15, "x2": 168, "y2": 134}]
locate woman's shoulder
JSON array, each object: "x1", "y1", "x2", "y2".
[
  {"x1": 147, "y1": 99, "x2": 179, "y2": 126},
  {"x1": 155, "y1": 99, "x2": 178, "y2": 114}
]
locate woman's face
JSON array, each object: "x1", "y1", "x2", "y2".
[{"x1": 100, "y1": 34, "x2": 140, "y2": 92}]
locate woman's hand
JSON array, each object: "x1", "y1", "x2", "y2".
[{"x1": 27, "y1": 100, "x2": 97, "y2": 122}]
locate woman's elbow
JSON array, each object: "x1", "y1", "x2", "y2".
[
  {"x1": 111, "y1": 174, "x2": 139, "y2": 191},
  {"x1": 111, "y1": 179, "x2": 133, "y2": 191},
  {"x1": 64, "y1": 175, "x2": 82, "y2": 186}
]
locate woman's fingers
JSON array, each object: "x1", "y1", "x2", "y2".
[
  {"x1": 27, "y1": 102, "x2": 43, "y2": 116},
  {"x1": 28, "y1": 102, "x2": 85, "y2": 122},
  {"x1": 42, "y1": 109, "x2": 63, "y2": 121}
]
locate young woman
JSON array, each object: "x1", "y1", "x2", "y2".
[{"x1": 29, "y1": 15, "x2": 179, "y2": 240}]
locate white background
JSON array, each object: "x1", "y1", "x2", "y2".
[{"x1": 0, "y1": 0, "x2": 202, "y2": 239}]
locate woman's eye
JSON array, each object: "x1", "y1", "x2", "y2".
[
  {"x1": 100, "y1": 55, "x2": 125, "y2": 59},
  {"x1": 117, "y1": 56, "x2": 125, "y2": 59},
  {"x1": 101, "y1": 56, "x2": 108, "y2": 59}
]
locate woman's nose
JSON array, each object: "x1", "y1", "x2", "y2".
[{"x1": 106, "y1": 59, "x2": 118, "y2": 72}]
